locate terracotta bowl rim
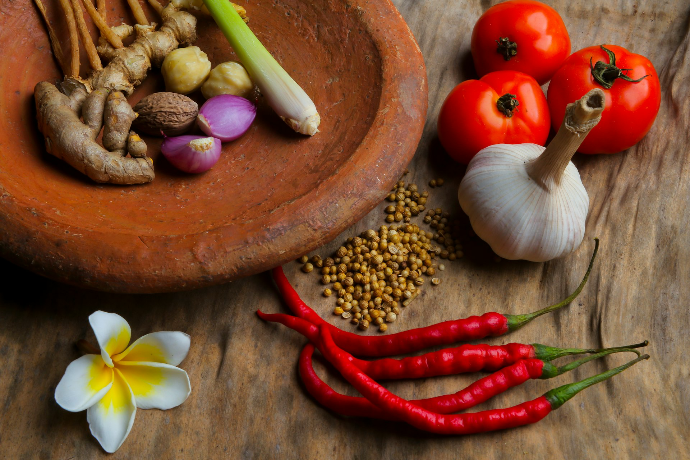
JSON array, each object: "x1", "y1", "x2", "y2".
[{"x1": 0, "y1": 0, "x2": 428, "y2": 293}]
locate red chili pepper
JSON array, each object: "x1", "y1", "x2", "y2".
[
  {"x1": 316, "y1": 325, "x2": 648, "y2": 434},
  {"x1": 271, "y1": 240, "x2": 598, "y2": 357},
  {"x1": 257, "y1": 309, "x2": 645, "y2": 380},
  {"x1": 299, "y1": 342, "x2": 643, "y2": 419}
]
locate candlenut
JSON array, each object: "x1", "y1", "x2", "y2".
[
  {"x1": 161, "y1": 46, "x2": 211, "y2": 95},
  {"x1": 201, "y1": 61, "x2": 254, "y2": 99}
]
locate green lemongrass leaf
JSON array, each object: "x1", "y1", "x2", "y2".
[{"x1": 202, "y1": 0, "x2": 320, "y2": 135}]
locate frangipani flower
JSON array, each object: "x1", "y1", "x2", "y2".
[{"x1": 55, "y1": 311, "x2": 191, "y2": 453}]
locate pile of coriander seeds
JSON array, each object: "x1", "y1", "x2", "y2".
[
  {"x1": 297, "y1": 177, "x2": 465, "y2": 333},
  {"x1": 300, "y1": 224, "x2": 439, "y2": 333}
]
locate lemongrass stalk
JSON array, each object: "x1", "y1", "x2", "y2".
[{"x1": 202, "y1": 0, "x2": 320, "y2": 135}]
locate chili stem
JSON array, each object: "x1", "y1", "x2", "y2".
[
  {"x1": 506, "y1": 238, "x2": 598, "y2": 331},
  {"x1": 545, "y1": 354, "x2": 649, "y2": 409},
  {"x1": 534, "y1": 339, "x2": 648, "y2": 362},
  {"x1": 540, "y1": 347, "x2": 641, "y2": 379}
]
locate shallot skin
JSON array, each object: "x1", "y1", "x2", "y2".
[
  {"x1": 197, "y1": 94, "x2": 256, "y2": 142},
  {"x1": 161, "y1": 135, "x2": 222, "y2": 174}
]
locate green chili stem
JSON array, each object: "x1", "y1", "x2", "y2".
[
  {"x1": 545, "y1": 354, "x2": 649, "y2": 410},
  {"x1": 540, "y1": 347, "x2": 642, "y2": 379},
  {"x1": 534, "y1": 339, "x2": 649, "y2": 362},
  {"x1": 506, "y1": 238, "x2": 599, "y2": 331}
]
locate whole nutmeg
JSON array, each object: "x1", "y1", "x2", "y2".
[{"x1": 133, "y1": 92, "x2": 199, "y2": 136}]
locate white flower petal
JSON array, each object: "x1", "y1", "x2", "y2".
[
  {"x1": 116, "y1": 361, "x2": 191, "y2": 410},
  {"x1": 89, "y1": 311, "x2": 131, "y2": 367},
  {"x1": 55, "y1": 354, "x2": 113, "y2": 412},
  {"x1": 87, "y1": 368, "x2": 137, "y2": 453},
  {"x1": 113, "y1": 331, "x2": 190, "y2": 366}
]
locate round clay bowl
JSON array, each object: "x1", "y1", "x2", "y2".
[{"x1": 0, "y1": 0, "x2": 427, "y2": 293}]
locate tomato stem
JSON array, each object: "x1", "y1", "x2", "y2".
[
  {"x1": 495, "y1": 37, "x2": 517, "y2": 61},
  {"x1": 590, "y1": 45, "x2": 649, "y2": 89},
  {"x1": 496, "y1": 93, "x2": 520, "y2": 117}
]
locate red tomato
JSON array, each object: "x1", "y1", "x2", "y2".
[
  {"x1": 471, "y1": 0, "x2": 571, "y2": 85},
  {"x1": 437, "y1": 70, "x2": 550, "y2": 164},
  {"x1": 547, "y1": 45, "x2": 661, "y2": 154}
]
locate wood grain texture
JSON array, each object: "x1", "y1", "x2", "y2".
[{"x1": 1, "y1": 0, "x2": 689, "y2": 458}]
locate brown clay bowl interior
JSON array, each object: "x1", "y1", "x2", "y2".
[{"x1": 0, "y1": 0, "x2": 427, "y2": 293}]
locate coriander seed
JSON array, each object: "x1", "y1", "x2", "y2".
[{"x1": 302, "y1": 263, "x2": 313, "y2": 273}]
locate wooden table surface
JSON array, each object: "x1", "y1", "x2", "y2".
[{"x1": 1, "y1": 0, "x2": 689, "y2": 458}]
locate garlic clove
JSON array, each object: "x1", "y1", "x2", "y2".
[{"x1": 459, "y1": 143, "x2": 589, "y2": 262}]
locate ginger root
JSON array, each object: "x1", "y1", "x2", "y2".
[
  {"x1": 35, "y1": 80, "x2": 154, "y2": 184},
  {"x1": 90, "y1": 5, "x2": 197, "y2": 95},
  {"x1": 35, "y1": 4, "x2": 197, "y2": 184}
]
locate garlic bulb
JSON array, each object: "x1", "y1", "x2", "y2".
[{"x1": 458, "y1": 89, "x2": 605, "y2": 262}]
